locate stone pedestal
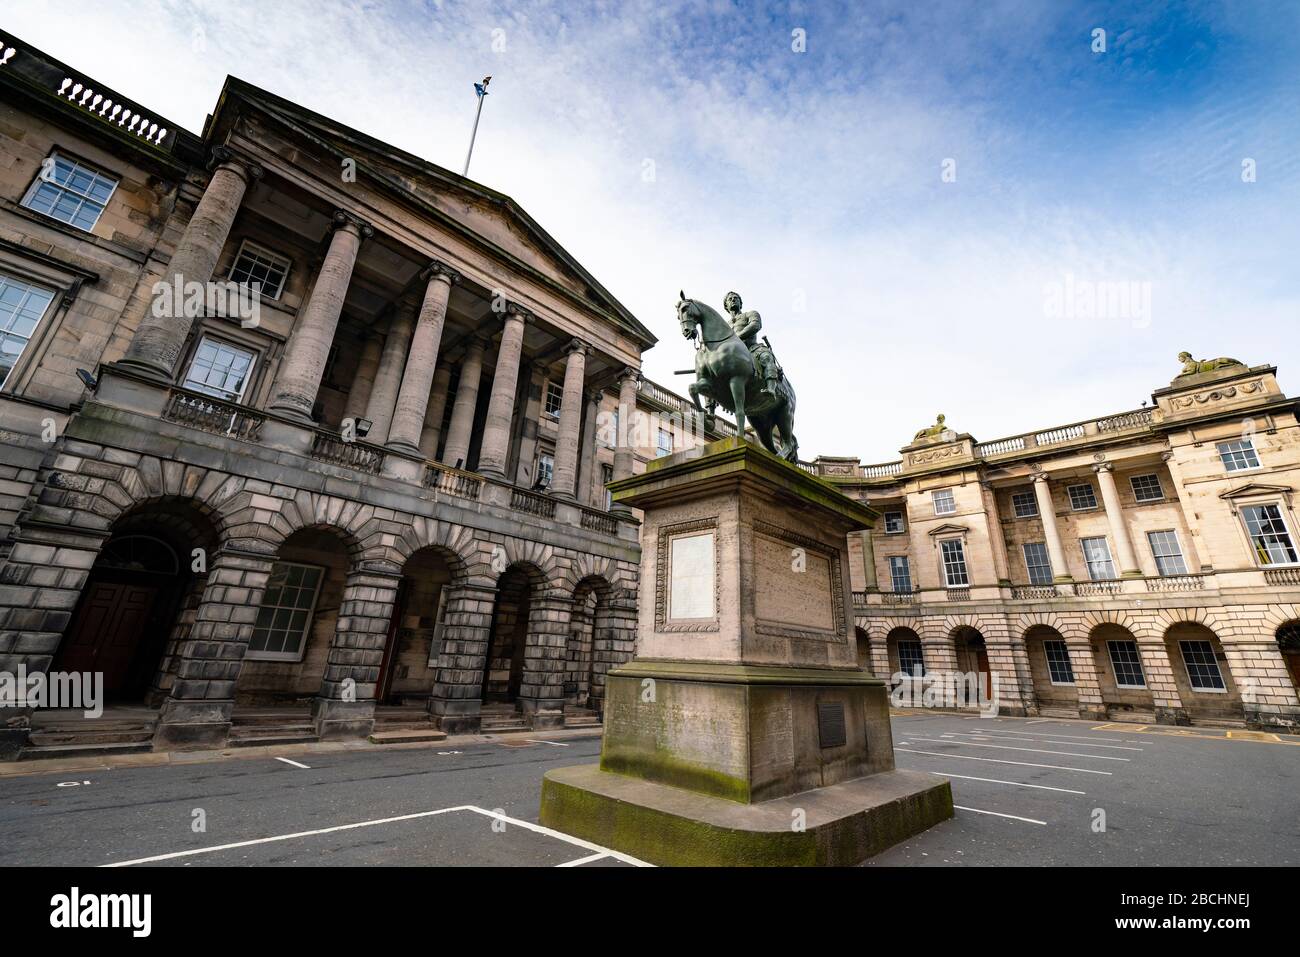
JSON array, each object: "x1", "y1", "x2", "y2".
[{"x1": 539, "y1": 437, "x2": 952, "y2": 865}]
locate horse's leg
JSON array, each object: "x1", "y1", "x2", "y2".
[
  {"x1": 778, "y1": 410, "x2": 799, "y2": 461},
  {"x1": 729, "y1": 376, "x2": 747, "y2": 440},
  {"x1": 752, "y1": 414, "x2": 779, "y2": 455}
]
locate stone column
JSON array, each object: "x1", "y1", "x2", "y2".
[
  {"x1": 579, "y1": 388, "x2": 603, "y2": 506},
  {"x1": 859, "y1": 530, "x2": 878, "y2": 592},
  {"x1": 1032, "y1": 473, "x2": 1072, "y2": 583},
  {"x1": 268, "y1": 211, "x2": 372, "y2": 422},
  {"x1": 475, "y1": 305, "x2": 529, "y2": 478},
  {"x1": 441, "y1": 336, "x2": 487, "y2": 469},
  {"x1": 1094, "y1": 463, "x2": 1142, "y2": 577},
  {"x1": 419, "y1": 365, "x2": 453, "y2": 460},
  {"x1": 428, "y1": 581, "x2": 498, "y2": 733},
  {"x1": 313, "y1": 568, "x2": 401, "y2": 740},
  {"x1": 612, "y1": 367, "x2": 640, "y2": 481},
  {"x1": 363, "y1": 301, "x2": 417, "y2": 445},
  {"x1": 386, "y1": 263, "x2": 459, "y2": 454},
  {"x1": 550, "y1": 339, "x2": 591, "y2": 501},
  {"x1": 119, "y1": 147, "x2": 262, "y2": 381},
  {"x1": 518, "y1": 594, "x2": 573, "y2": 725},
  {"x1": 1066, "y1": 638, "x2": 1107, "y2": 720},
  {"x1": 342, "y1": 333, "x2": 383, "y2": 423}
]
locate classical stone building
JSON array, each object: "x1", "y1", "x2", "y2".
[
  {"x1": 0, "y1": 34, "x2": 733, "y2": 756},
  {"x1": 811, "y1": 360, "x2": 1300, "y2": 730}
]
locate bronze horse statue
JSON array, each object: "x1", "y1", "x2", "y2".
[{"x1": 677, "y1": 292, "x2": 799, "y2": 461}]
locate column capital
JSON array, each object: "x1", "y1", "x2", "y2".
[
  {"x1": 586, "y1": 387, "x2": 606, "y2": 405},
  {"x1": 502, "y1": 302, "x2": 534, "y2": 322},
  {"x1": 1031, "y1": 472, "x2": 1052, "y2": 484},
  {"x1": 209, "y1": 145, "x2": 263, "y2": 182},
  {"x1": 422, "y1": 259, "x2": 461, "y2": 285},
  {"x1": 331, "y1": 209, "x2": 374, "y2": 239},
  {"x1": 618, "y1": 366, "x2": 641, "y2": 386},
  {"x1": 564, "y1": 338, "x2": 592, "y2": 356},
  {"x1": 1092, "y1": 462, "x2": 1115, "y2": 474}
]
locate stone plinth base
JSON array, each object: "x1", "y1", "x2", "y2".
[
  {"x1": 153, "y1": 699, "x2": 233, "y2": 751},
  {"x1": 540, "y1": 763, "x2": 952, "y2": 866},
  {"x1": 312, "y1": 698, "x2": 375, "y2": 740}
]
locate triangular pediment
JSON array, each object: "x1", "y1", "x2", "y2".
[
  {"x1": 213, "y1": 78, "x2": 655, "y2": 347},
  {"x1": 1219, "y1": 482, "x2": 1292, "y2": 500},
  {"x1": 928, "y1": 523, "x2": 970, "y2": 536}
]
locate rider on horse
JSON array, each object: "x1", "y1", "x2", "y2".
[{"x1": 722, "y1": 291, "x2": 782, "y2": 400}]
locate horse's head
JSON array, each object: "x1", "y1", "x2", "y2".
[{"x1": 677, "y1": 290, "x2": 699, "y2": 340}]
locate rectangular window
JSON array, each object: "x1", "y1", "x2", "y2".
[
  {"x1": 22, "y1": 153, "x2": 118, "y2": 231},
  {"x1": 181, "y1": 336, "x2": 256, "y2": 402},
  {"x1": 536, "y1": 453, "x2": 554, "y2": 488},
  {"x1": 1043, "y1": 640, "x2": 1075, "y2": 684},
  {"x1": 1023, "y1": 542, "x2": 1053, "y2": 585},
  {"x1": 1241, "y1": 503, "x2": 1299, "y2": 565},
  {"x1": 426, "y1": 586, "x2": 449, "y2": 667},
  {"x1": 544, "y1": 381, "x2": 564, "y2": 418},
  {"x1": 657, "y1": 428, "x2": 673, "y2": 457},
  {"x1": 896, "y1": 638, "x2": 925, "y2": 678},
  {"x1": 940, "y1": 539, "x2": 968, "y2": 587},
  {"x1": 1217, "y1": 439, "x2": 1260, "y2": 472},
  {"x1": 1081, "y1": 536, "x2": 1116, "y2": 580},
  {"x1": 1179, "y1": 640, "x2": 1226, "y2": 691},
  {"x1": 1130, "y1": 473, "x2": 1165, "y2": 503},
  {"x1": 1067, "y1": 483, "x2": 1098, "y2": 511},
  {"x1": 602, "y1": 463, "x2": 614, "y2": 509},
  {"x1": 1011, "y1": 490, "x2": 1038, "y2": 518},
  {"x1": 0, "y1": 273, "x2": 57, "y2": 387},
  {"x1": 1107, "y1": 640, "x2": 1147, "y2": 689},
  {"x1": 248, "y1": 562, "x2": 324, "y2": 660},
  {"x1": 229, "y1": 240, "x2": 291, "y2": 300},
  {"x1": 888, "y1": 555, "x2": 912, "y2": 593},
  {"x1": 932, "y1": 488, "x2": 956, "y2": 515},
  {"x1": 883, "y1": 510, "x2": 906, "y2": 534},
  {"x1": 1146, "y1": 530, "x2": 1188, "y2": 576}
]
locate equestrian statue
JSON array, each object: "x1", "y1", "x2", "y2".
[{"x1": 676, "y1": 290, "x2": 799, "y2": 461}]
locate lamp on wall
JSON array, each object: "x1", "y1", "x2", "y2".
[
  {"x1": 75, "y1": 368, "x2": 98, "y2": 391},
  {"x1": 354, "y1": 418, "x2": 373, "y2": 438}
]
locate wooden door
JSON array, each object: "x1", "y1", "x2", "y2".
[
  {"x1": 60, "y1": 581, "x2": 159, "y2": 696},
  {"x1": 976, "y1": 647, "x2": 992, "y2": 699}
]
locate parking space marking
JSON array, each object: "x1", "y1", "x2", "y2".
[
  {"x1": 978, "y1": 727, "x2": 1142, "y2": 744},
  {"x1": 906, "y1": 736, "x2": 1130, "y2": 761},
  {"x1": 523, "y1": 739, "x2": 569, "y2": 747},
  {"x1": 557, "y1": 852, "x2": 609, "y2": 867},
  {"x1": 896, "y1": 747, "x2": 1113, "y2": 775},
  {"x1": 953, "y1": 805, "x2": 1047, "y2": 825},
  {"x1": 101, "y1": 805, "x2": 651, "y2": 868},
  {"x1": 942, "y1": 730, "x2": 1142, "y2": 752},
  {"x1": 275, "y1": 757, "x2": 311, "y2": 769},
  {"x1": 922, "y1": 770, "x2": 1085, "y2": 794}
]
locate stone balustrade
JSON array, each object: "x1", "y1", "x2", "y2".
[
  {"x1": 422, "y1": 460, "x2": 484, "y2": 500},
  {"x1": 856, "y1": 572, "x2": 1232, "y2": 608},
  {"x1": 162, "y1": 387, "x2": 264, "y2": 442}
]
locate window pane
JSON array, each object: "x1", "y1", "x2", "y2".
[
  {"x1": 23, "y1": 154, "x2": 116, "y2": 231},
  {"x1": 1011, "y1": 490, "x2": 1038, "y2": 517},
  {"x1": 1068, "y1": 484, "x2": 1098, "y2": 510},
  {"x1": 888, "y1": 556, "x2": 911, "y2": 593},
  {"x1": 896, "y1": 639, "x2": 925, "y2": 677},
  {"x1": 1146, "y1": 530, "x2": 1188, "y2": 576},
  {"x1": 1023, "y1": 542, "x2": 1053, "y2": 585},
  {"x1": 0, "y1": 275, "x2": 56, "y2": 386},
  {"x1": 884, "y1": 511, "x2": 905, "y2": 533},
  {"x1": 1043, "y1": 640, "x2": 1075, "y2": 684},
  {"x1": 182, "y1": 336, "x2": 256, "y2": 401},
  {"x1": 1082, "y1": 537, "x2": 1116, "y2": 580},
  {"x1": 1217, "y1": 440, "x2": 1260, "y2": 472},
  {"x1": 246, "y1": 561, "x2": 323, "y2": 659},
  {"x1": 933, "y1": 489, "x2": 956, "y2": 515},
  {"x1": 941, "y1": 539, "x2": 968, "y2": 586},
  {"x1": 1130, "y1": 474, "x2": 1164, "y2": 502},
  {"x1": 1107, "y1": 640, "x2": 1146, "y2": 688},
  {"x1": 1180, "y1": 640, "x2": 1225, "y2": 691},
  {"x1": 1241, "y1": 504, "x2": 1298, "y2": 565}
]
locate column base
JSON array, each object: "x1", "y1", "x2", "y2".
[
  {"x1": 380, "y1": 453, "x2": 423, "y2": 482},
  {"x1": 429, "y1": 697, "x2": 482, "y2": 734},
  {"x1": 1244, "y1": 705, "x2": 1300, "y2": 731},
  {"x1": 95, "y1": 364, "x2": 170, "y2": 416},
  {"x1": 260, "y1": 417, "x2": 316, "y2": 455},
  {"x1": 153, "y1": 698, "x2": 233, "y2": 751},
  {"x1": 540, "y1": 764, "x2": 952, "y2": 867},
  {"x1": 1154, "y1": 706, "x2": 1191, "y2": 726},
  {"x1": 312, "y1": 697, "x2": 376, "y2": 740}
]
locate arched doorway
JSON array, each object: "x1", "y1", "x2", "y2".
[
  {"x1": 56, "y1": 501, "x2": 218, "y2": 703},
  {"x1": 567, "y1": 577, "x2": 611, "y2": 710},
  {"x1": 482, "y1": 565, "x2": 538, "y2": 707},
  {"x1": 377, "y1": 547, "x2": 454, "y2": 704},
  {"x1": 1023, "y1": 625, "x2": 1078, "y2": 712},
  {"x1": 854, "y1": 627, "x2": 872, "y2": 672},
  {"x1": 886, "y1": 627, "x2": 925, "y2": 686},
  {"x1": 1163, "y1": 623, "x2": 1242, "y2": 723},
  {"x1": 952, "y1": 626, "x2": 991, "y2": 700},
  {"x1": 1278, "y1": 622, "x2": 1300, "y2": 694}
]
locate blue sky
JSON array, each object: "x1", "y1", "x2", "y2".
[{"x1": 8, "y1": 0, "x2": 1299, "y2": 460}]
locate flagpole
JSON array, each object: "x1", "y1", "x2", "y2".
[{"x1": 463, "y1": 76, "x2": 491, "y2": 177}]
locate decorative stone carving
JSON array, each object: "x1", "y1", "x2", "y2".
[{"x1": 1176, "y1": 351, "x2": 1245, "y2": 378}]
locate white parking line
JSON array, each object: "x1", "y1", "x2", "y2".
[
  {"x1": 906, "y1": 736, "x2": 1130, "y2": 762},
  {"x1": 523, "y1": 739, "x2": 569, "y2": 747},
  {"x1": 923, "y1": 770, "x2": 1085, "y2": 794},
  {"x1": 896, "y1": 747, "x2": 1113, "y2": 775},
  {"x1": 275, "y1": 757, "x2": 311, "y2": 769},
  {"x1": 954, "y1": 805, "x2": 1047, "y2": 825},
  {"x1": 557, "y1": 852, "x2": 609, "y2": 867},
  {"x1": 101, "y1": 805, "x2": 651, "y2": 868},
  {"x1": 976, "y1": 728, "x2": 1142, "y2": 744},
  {"x1": 942, "y1": 730, "x2": 1143, "y2": 752}
]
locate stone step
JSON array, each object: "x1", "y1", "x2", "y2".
[
  {"x1": 30, "y1": 719, "x2": 156, "y2": 733},
  {"x1": 564, "y1": 717, "x2": 602, "y2": 728},
  {"x1": 368, "y1": 729, "x2": 448, "y2": 745},
  {"x1": 231, "y1": 711, "x2": 313, "y2": 727},
  {"x1": 480, "y1": 721, "x2": 530, "y2": 733},
  {"x1": 20, "y1": 741, "x2": 153, "y2": 761},
  {"x1": 28, "y1": 729, "x2": 154, "y2": 747}
]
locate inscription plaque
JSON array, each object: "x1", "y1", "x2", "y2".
[
  {"x1": 669, "y1": 531, "x2": 715, "y2": 620},
  {"x1": 817, "y1": 701, "x2": 847, "y2": 750}
]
